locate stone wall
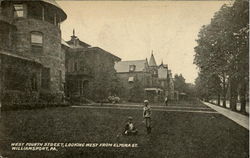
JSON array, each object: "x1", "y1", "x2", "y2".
[
  {"x1": 12, "y1": 18, "x2": 64, "y2": 93},
  {"x1": 0, "y1": 1, "x2": 66, "y2": 104},
  {"x1": 0, "y1": 54, "x2": 42, "y2": 104}
]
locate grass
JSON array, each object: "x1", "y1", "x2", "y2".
[{"x1": 0, "y1": 101, "x2": 248, "y2": 158}]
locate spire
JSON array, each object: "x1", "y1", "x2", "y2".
[
  {"x1": 71, "y1": 29, "x2": 77, "y2": 38},
  {"x1": 161, "y1": 60, "x2": 163, "y2": 65},
  {"x1": 149, "y1": 51, "x2": 157, "y2": 66}
]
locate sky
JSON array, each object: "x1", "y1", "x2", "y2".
[{"x1": 58, "y1": 1, "x2": 228, "y2": 83}]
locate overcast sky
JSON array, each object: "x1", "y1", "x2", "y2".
[{"x1": 58, "y1": 1, "x2": 228, "y2": 83}]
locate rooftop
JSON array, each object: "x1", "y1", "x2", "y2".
[
  {"x1": 7, "y1": 0, "x2": 67, "y2": 21},
  {"x1": 115, "y1": 59, "x2": 148, "y2": 73},
  {"x1": 149, "y1": 52, "x2": 157, "y2": 67}
]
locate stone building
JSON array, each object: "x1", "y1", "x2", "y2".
[
  {"x1": 0, "y1": 0, "x2": 67, "y2": 105},
  {"x1": 115, "y1": 52, "x2": 175, "y2": 103},
  {"x1": 65, "y1": 31, "x2": 121, "y2": 102}
]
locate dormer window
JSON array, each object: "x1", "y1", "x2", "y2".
[
  {"x1": 129, "y1": 65, "x2": 136, "y2": 72},
  {"x1": 13, "y1": 4, "x2": 26, "y2": 18}
]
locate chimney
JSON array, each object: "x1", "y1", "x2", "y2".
[{"x1": 71, "y1": 29, "x2": 78, "y2": 46}]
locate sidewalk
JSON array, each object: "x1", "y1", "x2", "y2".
[{"x1": 202, "y1": 101, "x2": 249, "y2": 130}]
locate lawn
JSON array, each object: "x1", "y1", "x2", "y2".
[{"x1": 0, "y1": 101, "x2": 248, "y2": 158}]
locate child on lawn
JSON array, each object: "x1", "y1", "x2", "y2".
[
  {"x1": 143, "y1": 100, "x2": 152, "y2": 134},
  {"x1": 124, "y1": 116, "x2": 138, "y2": 136}
]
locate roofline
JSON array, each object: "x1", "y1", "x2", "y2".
[
  {"x1": 61, "y1": 39, "x2": 71, "y2": 48},
  {"x1": 41, "y1": 0, "x2": 67, "y2": 21},
  {"x1": 0, "y1": 50, "x2": 42, "y2": 65},
  {"x1": 90, "y1": 47, "x2": 121, "y2": 61},
  {"x1": 2, "y1": 0, "x2": 67, "y2": 21},
  {"x1": 116, "y1": 71, "x2": 144, "y2": 73},
  {"x1": 118, "y1": 59, "x2": 147, "y2": 62}
]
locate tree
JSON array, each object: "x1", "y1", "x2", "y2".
[
  {"x1": 194, "y1": 0, "x2": 249, "y2": 113},
  {"x1": 174, "y1": 74, "x2": 187, "y2": 93}
]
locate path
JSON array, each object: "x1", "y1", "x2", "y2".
[
  {"x1": 72, "y1": 104, "x2": 219, "y2": 114},
  {"x1": 202, "y1": 101, "x2": 249, "y2": 130}
]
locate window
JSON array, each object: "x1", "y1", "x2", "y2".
[
  {"x1": 0, "y1": 4, "x2": 2, "y2": 15},
  {"x1": 74, "y1": 61, "x2": 78, "y2": 72},
  {"x1": 14, "y1": 4, "x2": 25, "y2": 18},
  {"x1": 31, "y1": 32, "x2": 43, "y2": 45},
  {"x1": 68, "y1": 59, "x2": 79, "y2": 72},
  {"x1": 128, "y1": 77, "x2": 134, "y2": 83},
  {"x1": 31, "y1": 74, "x2": 37, "y2": 91},
  {"x1": 44, "y1": 7, "x2": 54, "y2": 24},
  {"x1": 31, "y1": 32, "x2": 43, "y2": 53},
  {"x1": 161, "y1": 81, "x2": 165, "y2": 88},
  {"x1": 41, "y1": 68, "x2": 50, "y2": 89},
  {"x1": 59, "y1": 70, "x2": 63, "y2": 91},
  {"x1": 80, "y1": 80, "x2": 89, "y2": 96},
  {"x1": 0, "y1": 25, "x2": 12, "y2": 49},
  {"x1": 153, "y1": 70, "x2": 157, "y2": 76},
  {"x1": 129, "y1": 65, "x2": 136, "y2": 72},
  {"x1": 5, "y1": 68, "x2": 26, "y2": 91},
  {"x1": 27, "y1": 3, "x2": 43, "y2": 20}
]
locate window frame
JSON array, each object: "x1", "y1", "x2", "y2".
[
  {"x1": 129, "y1": 65, "x2": 136, "y2": 72},
  {"x1": 27, "y1": 2, "x2": 43, "y2": 20},
  {"x1": 13, "y1": 3, "x2": 26, "y2": 18},
  {"x1": 41, "y1": 67, "x2": 50, "y2": 90},
  {"x1": 31, "y1": 73, "x2": 38, "y2": 91},
  {"x1": 30, "y1": 31, "x2": 43, "y2": 46},
  {"x1": 30, "y1": 31, "x2": 43, "y2": 53}
]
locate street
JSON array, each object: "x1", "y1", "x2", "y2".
[{"x1": 0, "y1": 100, "x2": 248, "y2": 158}]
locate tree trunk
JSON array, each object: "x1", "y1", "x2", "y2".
[
  {"x1": 217, "y1": 94, "x2": 221, "y2": 106},
  {"x1": 222, "y1": 74, "x2": 226, "y2": 107},
  {"x1": 229, "y1": 77, "x2": 237, "y2": 111},
  {"x1": 239, "y1": 79, "x2": 247, "y2": 114},
  {"x1": 0, "y1": 56, "x2": 2, "y2": 112}
]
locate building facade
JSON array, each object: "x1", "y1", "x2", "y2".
[
  {"x1": 65, "y1": 32, "x2": 121, "y2": 103},
  {"x1": 115, "y1": 53, "x2": 175, "y2": 103},
  {"x1": 114, "y1": 59, "x2": 151, "y2": 102},
  {"x1": 0, "y1": 0, "x2": 67, "y2": 105}
]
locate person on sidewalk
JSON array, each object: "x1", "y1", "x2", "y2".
[
  {"x1": 164, "y1": 96, "x2": 168, "y2": 106},
  {"x1": 123, "y1": 116, "x2": 138, "y2": 136},
  {"x1": 143, "y1": 100, "x2": 152, "y2": 134}
]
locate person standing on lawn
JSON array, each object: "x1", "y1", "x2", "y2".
[
  {"x1": 143, "y1": 100, "x2": 152, "y2": 134},
  {"x1": 164, "y1": 96, "x2": 168, "y2": 106}
]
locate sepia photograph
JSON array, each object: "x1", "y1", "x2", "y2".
[{"x1": 0, "y1": 0, "x2": 249, "y2": 157}]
